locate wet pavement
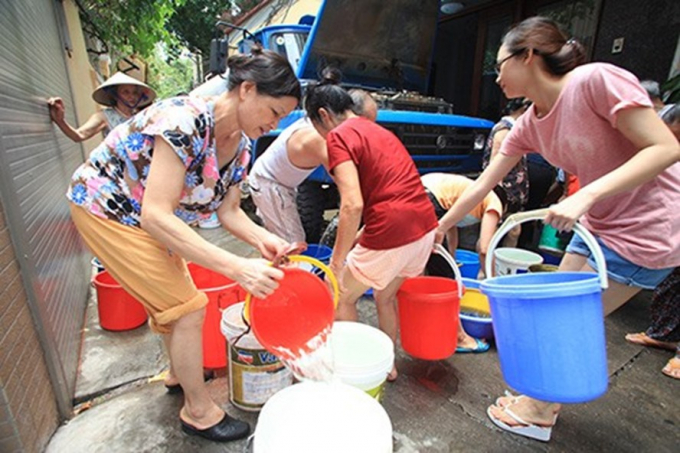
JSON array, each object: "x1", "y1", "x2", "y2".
[{"x1": 46, "y1": 226, "x2": 679, "y2": 452}]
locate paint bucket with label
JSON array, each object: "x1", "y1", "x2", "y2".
[
  {"x1": 330, "y1": 321, "x2": 394, "y2": 401},
  {"x1": 221, "y1": 302, "x2": 293, "y2": 411}
]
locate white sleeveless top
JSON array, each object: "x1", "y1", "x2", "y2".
[{"x1": 250, "y1": 117, "x2": 317, "y2": 189}]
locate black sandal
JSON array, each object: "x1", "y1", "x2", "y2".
[{"x1": 180, "y1": 412, "x2": 250, "y2": 442}]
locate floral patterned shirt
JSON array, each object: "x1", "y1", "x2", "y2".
[
  {"x1": 67, "y1": 96, "x2": 251, "y2": 227},
  {"x1": 482, "y1": 116, "x2": 529, "y2": 213}
]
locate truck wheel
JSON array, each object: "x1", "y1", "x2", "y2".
[{"x1": 297, "y1": 181, "x2": 325, "y2": 243}]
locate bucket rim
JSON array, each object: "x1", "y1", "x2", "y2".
[
  {"x1": 481, "y1": 271, "x2": 601, "y2": 297},
  {"x1": 454, "y1": 249, "x2": 479, "y2": 264},
  {"x1": 459, "y1": 312, "x2": 492, "y2": 323},
  {"x1": 92, "y1": 270, "x2": 121, "y2": 289},
  {"x1": 187, "y1": 262, "x2": 240, "y2": 292},
  {"x1": 398, "y1": 275, "x2": 462, "y2": 298},
  {"x1": 221, "y1": 303, "x2": 250, "y2": 340},
  {"x1": 331, "y1": 321, "x2": 395, "y2": 370},
  {"x1": 494, "y1": 248, "x2": 544, "y2": 266},
  {"x1": 461, "y1": 277, "x2": 481, "y2": 290}
]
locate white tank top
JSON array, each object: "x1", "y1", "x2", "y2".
[{"x1": 250, "y1": 118, "x2": 317, "y2": 189}]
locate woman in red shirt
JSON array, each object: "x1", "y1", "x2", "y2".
[{"x1": 305, "y1": 71, "x2": 438, "y2": 380}]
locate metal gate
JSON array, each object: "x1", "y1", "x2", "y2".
[{"x1": 0, "y1": 0, "x2": 91, "y2": 416}]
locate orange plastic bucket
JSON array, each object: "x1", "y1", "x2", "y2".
[
  {"x1": 245, "y1": 257, "x2": 339, "y2": 362},
  {"x1": 187, "y1": 263, "x2": 246, "y2": 369},
  {"x1": 92, "y1": 271, "x2": 148, "y2": 331},
  {"x1": 397, "y1": 276, "x2": 461, "y2": 360}
]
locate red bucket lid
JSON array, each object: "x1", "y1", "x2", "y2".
[{"x1": 249, "y1": 268, "x2": 335, "y2": 361}]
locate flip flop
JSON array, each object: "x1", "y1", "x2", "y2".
[
  {"x1": 624, "y1": 332, "x2": 677, "y2": 351},
  {"x1": 486, "y1": 405, "x2": 557, "y2": 442},
  {"x1": 495, "y1": 390, "x2": 524, "y2": 408},
  {"x1": 662, "y1": 357, "x2": 680, "y2": 380},
  {"x1": 456, "y1": 337, "x2": 490, "y2": 353}
]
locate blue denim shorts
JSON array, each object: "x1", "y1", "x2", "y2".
[{"x1": 565, "y1": 234, "x2": 674, "y2": 290}]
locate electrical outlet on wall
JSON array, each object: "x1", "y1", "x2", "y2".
[{"x1": 612, "y1": 37, "x2": 624, "y2": 54}]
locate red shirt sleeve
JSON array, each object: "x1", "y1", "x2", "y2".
[{"x1": 326, "y1": 129, "x2": 356, "y2": 174}]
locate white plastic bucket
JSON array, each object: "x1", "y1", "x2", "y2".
[
  {"x1": 253, "y1": 381, "x2": 393, "y2": 453},
  {"x1": 494, "y1": 247, "x2": 543, "y2": 276},
  {"x1": 221, "y1": 303, "x2": 293, "y2": 411},
  {"x1": 330, "y1": 321, "x2": 394, "y2": 401}
]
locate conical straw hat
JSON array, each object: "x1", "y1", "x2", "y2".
[{"x1": 92, "y1": 72, "x2": 157, "y2": 107}]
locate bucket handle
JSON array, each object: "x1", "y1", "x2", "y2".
[
  {"x1": 484, "y1": 208, "x2": 608, "y2": 290},
  {"x1": 242, "y1": 254, "x2": 340, "y2": 324},
  {"x1": 432, "y1": 244, "x2": 464, "y2": 298}
]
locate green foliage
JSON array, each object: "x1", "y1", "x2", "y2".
[
  {"x1": 661, "y1": 73, "x2": 680, "y2": 104},
  {"x1": 146, "y1": 49, "x2": 196, "y2": 99},
  {"x1": 79, "y1": 0, "x2": 187, "y2": 58},
  {"x1": 166, "y1": 0, "x2": 233, "y2": 58}
]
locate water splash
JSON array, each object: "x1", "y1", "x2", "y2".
[{"x1": 272, "y1": 326, "x2": 337, "y2": 383}]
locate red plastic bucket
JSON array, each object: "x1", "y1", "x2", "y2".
[
  {"x1": 247, "y1": 266, "x2": 337, "y2": 362},
  {"x1": 397, "y1": 276, "x2": 461, "y2": 360},
  {"x1": 93, "y1": 271, "x2": 148, "y2": 331},
  {"x1": 188, "y1": 263, "x2": 245, "y2": 369}
]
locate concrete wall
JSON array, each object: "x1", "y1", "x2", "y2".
[
  {"x1": 269, "y1": 0, "x2": 322, "y2": 24},
  {"x1": 62, "y1": 0, "x2": 102, "y2": 155}
]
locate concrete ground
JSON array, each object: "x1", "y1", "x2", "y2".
[{"x1": 46, "y1": 226, "x2": 679, "y2": 453}]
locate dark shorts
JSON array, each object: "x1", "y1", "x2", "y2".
[{"x1": 425, "y1": 189, "x2": 447, "y2": 219}]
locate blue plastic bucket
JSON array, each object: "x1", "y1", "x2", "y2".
[
  {"x1": 540, "y1": 250, "x2": 563, "y2": 266},
  {"x1": 460, "y1": 278, "x2": 493, "y2": 339},
  {"x1": 481, "y1": 272, "x2": 607, "y2": 403},
  {"x1": 454, "y1": 249, "x2": 480, "y2": 279},
  {"x1": 302, "y1": 244, "x2": 333, "y2": 263},
  {"x1": 303, "y1": 244, "x2": 375, "y2": 297},
  {"x1": 482, "y1": 209, "x2": 609, "y2": 403}
]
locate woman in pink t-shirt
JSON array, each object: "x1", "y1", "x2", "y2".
[
  {"x1": 305, "y1": 71, "x2": 438, "y2": 380},
  {"x1": 437, "y1": 17, "x2": 680, "y2": 442}
]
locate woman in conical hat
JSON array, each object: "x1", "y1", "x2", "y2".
[{"x1": 48, "y1": 72, "x2": 157, "y2": 142}]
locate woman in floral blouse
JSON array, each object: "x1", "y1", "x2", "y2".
[
  {"x1": 481, "y1": 97, "x2": 530, "y2": 247},
  {"x1": 67, "y1": 48, "x2": 300, "y2": 442}
]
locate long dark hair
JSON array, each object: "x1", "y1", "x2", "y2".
[
  {"x1": 303, "y1": 67, "x2": 353, "y2": 123},
  {"x1": 502, "y1": 17, "x2": 586, "y2": 76},
  {"x1": 226, "y1": 46, "x2": 301, "y2": 101}
]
